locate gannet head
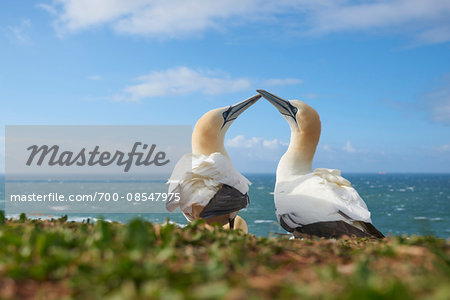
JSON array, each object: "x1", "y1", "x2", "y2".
[
  {"x1": 192, "y1": 94, "x2": 261, "y2": 156},
  {"x1": 257, "y1": 89, "x2": 321, "y2": 178}
]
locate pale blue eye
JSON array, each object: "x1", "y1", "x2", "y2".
[{"x1": 222, "y1": 106, "x2": 232, "y2": 120}]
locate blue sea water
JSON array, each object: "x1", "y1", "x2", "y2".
[{"x1": 1, "y1": 174, "x2": 449, "y2": 238}]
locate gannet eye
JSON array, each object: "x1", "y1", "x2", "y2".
[
  {"x1": 222, "y1": 106, "x2": 232, "y2": 120},
  {"x1": 281, "y1": 103, "x2": 298, "y2": 120},
  {"x1": 292, "y1": 106, "x2": 298, "y2": 116}
]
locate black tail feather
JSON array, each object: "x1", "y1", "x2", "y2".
[
  {"x1": 361, "y1": 222, "x2": 385, "y2": 238},
  {"x1": 293, "y1": 221, "x2": 384, "y2": 239}
]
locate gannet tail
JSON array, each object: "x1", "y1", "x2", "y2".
[
  {"x1": 356, "y1": 221, "x2": 385, "y2": 238},
  {"x1": 290, "y1": 220, "x2": 384, "y2": 239}
]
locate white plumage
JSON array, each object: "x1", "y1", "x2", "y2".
[
  {"x1": 167, "y1": 152, "x2": 251, "y2": 221},
  {"x1": 275, "y1": 168, "x2": 371, "y2": 230},
  {"x1": 257, "y1": 89, "x2": 383, "y2": 238},
  {"x1": 165, "y1": 95, "x2": 260, "y2": 228}
]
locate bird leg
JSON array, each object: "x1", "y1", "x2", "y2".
[{"x1": 228, "y1": 217, "x2": 235, "y2": 229}]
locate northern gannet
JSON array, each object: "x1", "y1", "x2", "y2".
[
  {"x1": 257, "y1": 90, "x2": 384, "y2": 239},
  {"x1": 166, "y1": 95, "x2": 261, "y2": 232}
]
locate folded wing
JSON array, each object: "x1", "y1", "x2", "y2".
[
  {"x1": 166, "y1": 152, "x2": 251, "y2": 220},
  {"x1": 276, "y1": 168, "x2": 375, "y2": 234}
]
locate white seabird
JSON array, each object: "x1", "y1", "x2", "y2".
[
  {"x1": 166, "y1": 95, "x2": 261, "y2": 232},
  {"x1": 257, "y1": 90, "x2": 384, "y2": 238}
]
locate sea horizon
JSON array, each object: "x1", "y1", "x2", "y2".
[{"x1": 1, "y1": 173, "x2": 449, "y2": 239}]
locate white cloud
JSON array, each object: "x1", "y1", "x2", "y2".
[
  {"x1": 88, "y1": 75, "x2": 103, "y2": 80},
  {"x1": 428, "y1": 96, "x2": 450, "y2": 124},
  {"x1": 436, "y1": 144, "x2": 450, "y2": 152},
  {"x1": 263, "y1": 138, "x2": 288, "y2": 149},
  {"x1": 265, "y1": 78, "x2": 303, "y2": 86},
  {"x1": 6, "y1": 19, "x2": 32, "y2": 44},
  {"x1": 43, "y1": 0, "x2": 450, "y2": 44},
  {"x1": 37, "y1": 3, "x2": 58, "y2": 15},
  {"x1": 321, "y1": 144, "x2": 332, "y2": 152},
  {"x1": 226, "y1": 135, "x2": 288, "y2": 161},
  {"x1": 307, "y1": 1, "x2": 444, "y2": 32},
  {"x1": 225, "y1": 136, "x2": 286, "y2": 173},
  {"x1": 116, "y1": 66, "x2": 250, "y2": 101},
  {"x1": 48, "y1": 0, "x2": 274, "y2": 38},
  {"x1": 227, "y1": 135, "x2": 261, "y2": 148},
  {"x1": 301, "y1": 93, "x2": 319, "y2": 100},
  {"x1": 227, "y1": 135, "x2": 287, "y2": 149},
  {"x1": 342, "y1": 141, "x2": 356, "y2": 153},
  {"x1": 416, "y1": 26, "x2": 450, "y2": 45},
  {"x1": 384, "y1": 74, "x2": 450, "y2": 125},
  {"x1": 420, "y1": 75, "x2": 450, "y2": 125},
  {"x1": 303, "y1": 0, "x2": 450, "y2": 44}
]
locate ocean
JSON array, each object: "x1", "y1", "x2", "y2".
[{"x1": 1, "y1": 173, "x2": 449, "y2": 239}]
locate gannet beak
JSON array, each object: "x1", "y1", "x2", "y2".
[
  {"x1": 222, "y1": 94, "x2": 261, "y2": 128},
  {"x1": 257, "y1": 89, "x2": 298, "y2": 121}
]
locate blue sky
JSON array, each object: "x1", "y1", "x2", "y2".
[{"x1": 1, "y1": 0, "x2": 450, "y2": 173}]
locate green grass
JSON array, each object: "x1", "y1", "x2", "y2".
[{"x1": 0, "y1": 212, "x2": 449, "y2": 300}]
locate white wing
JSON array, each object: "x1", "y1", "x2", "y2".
[
  {"x1": 166, "y1": 152, "x2": 251, "y2": 219},
  {"x1": 275, "y1": 168, "x2": 371, "y2": 229}
]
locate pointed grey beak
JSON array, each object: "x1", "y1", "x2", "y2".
[
  {"x1": 222, "y1": 94, "x2": 261, "y2": 127},
  {"x1": 257, "y1": 89, "x2": 297, "y2": 121}
]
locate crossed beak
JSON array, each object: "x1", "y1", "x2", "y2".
[
  {"x1": 222, "y1": 94, "x2": 261, "y2": 127},
  {"x1": 257, "y1": 89, "x2": 297, "y2": 122}
]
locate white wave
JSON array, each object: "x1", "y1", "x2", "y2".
[
  {"x1": 6, "y1": 214, "x2": 22, "y2": 220},
  {"x1": 4, "y1": 213, "x2": 112, "y2": 223},
  {"x1": 50, "y1": 206, "x2": 70, "y2": 211},
  {"x1": 69, "y1": 216, "x2": 114, "y2": 223},
  {"x1": 254, "y1": 220, "x2": 275, "y2": 224},
  {"x1": 165, "y1": 220, "x2": 187, "y2": 227},
  {"x1": 414, "y1": 216, "x2": 427, "y2": 220},
  {"x1": 7, "y1": 213, "x2": 54, "y2": 220}
]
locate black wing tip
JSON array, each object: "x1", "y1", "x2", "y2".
[
  {"x1": 363, "y1": 222, "x2": 385, "y2": 238},
  {"x1": 337, "y1": 211, "x2": 385, "y2": 239},
  {"x1": 279, "y1": 216, "x2": 294, "y2": 233},
  {"x1": 199, "y1": 184, "x2": 249, "y2": 219},
  {"x1": 292, "y1": 221, "x2": 384, "y2": 239}
]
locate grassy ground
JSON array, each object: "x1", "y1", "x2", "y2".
[{"x1": 0, "y1": 212, "x2": 448, "y2": 300}]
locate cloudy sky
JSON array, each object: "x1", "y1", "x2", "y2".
[{"x1": 1, "y1": 0, "x2": 450, "y2": 173}]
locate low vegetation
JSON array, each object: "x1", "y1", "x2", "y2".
[{"x1": 0, "y1": 212, "x2": 448, "y2": 299}]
